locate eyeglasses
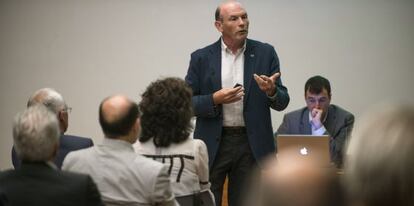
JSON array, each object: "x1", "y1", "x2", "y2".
[
  {"x1": 306, "y1": 97, "x2": 328, "y2": 105},
  {"x1": 63, "y1": 106, "x2": 72, "y2": 113}
]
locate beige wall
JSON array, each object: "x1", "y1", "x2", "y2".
[{"x1": 1, "y1": 0, "x2": 414, "y2": 170}]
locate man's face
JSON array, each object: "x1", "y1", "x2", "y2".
[
  {"x1": 305, "y1": 88, "x2": 331, "y2": 116},
  {"x1": 216, "y1": 3, "x2": 249, "y2": 44}
]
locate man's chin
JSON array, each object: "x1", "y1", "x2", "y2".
[{"x1": 236, "y1": 34, "x2": 248, "y2": 41}]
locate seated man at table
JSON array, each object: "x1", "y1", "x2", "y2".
[{"x1": 277, "y1": 75, "x2": 354, "y2": 167}]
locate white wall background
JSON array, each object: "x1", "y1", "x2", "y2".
[{"x1": 1, "y1": 0, "x2": 413, "y2": 170}]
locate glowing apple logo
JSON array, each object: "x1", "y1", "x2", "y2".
[{"x1": 300, "y1": 147, "x2": 308, "y2": 155}]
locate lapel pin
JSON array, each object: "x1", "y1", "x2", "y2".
[{"x1": 250, "y1": 54, "x2": 255, "y2": 58}]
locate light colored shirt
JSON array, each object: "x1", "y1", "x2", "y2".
[
  {"x1": 62, "y1": 138, "x2": 178, "y2": 206},
  {"x1": 221, "y1": 38, "x2": 246, "y2": 127},
  {"x1": 309, "y1": 111, "x2": 327, "y2": 135},
  {"x1": 134, "y1": 138, "x2": 211, "y2": 197}
]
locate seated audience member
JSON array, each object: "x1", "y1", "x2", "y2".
[
  {"x1": 134, "y1": 77, "x2": 212, "y2": 197},
  {"x1": 345, "y1": 104, "x2": 414, "y2": 206},
  {"x1": 62, "y1": 95, "x2": 178, "y2": 206},
  {"x1": 244, "y1": 148, "x2": 344, "y2": 206},
  {"x1": 0, "y1": 105, "x2": 103, "y2": 206},
  {"x1": 277, "y1": 75, "x2": 354, "y2": 167},
  {"x1": 12, "y1": 88, "x2": 93, "y2": 169}
]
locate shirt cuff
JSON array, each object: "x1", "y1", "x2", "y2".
[
  {"x1": 312, "y1": 125, "x2": 326, "y2": 136},
  {"x1": 267, "y1": 89, "x2": 278, "y2": 101}
]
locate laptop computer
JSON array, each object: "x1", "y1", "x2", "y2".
[{"x1": 276, "y1": 135, "x2": 332, "y2": 168}]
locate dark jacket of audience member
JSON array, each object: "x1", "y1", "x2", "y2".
[{"x1": 0, "y1": 105, "x2": 103, "y2": 206}]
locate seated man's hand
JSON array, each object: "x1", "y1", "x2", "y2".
[{"x1": 310, "y1": 108, "x2": 323, "y2": 129}]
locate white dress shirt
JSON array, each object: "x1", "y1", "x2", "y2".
[
  {"x1": 221, "y1": 38, "x2": 246, "y2": 127},
  {"x1": 62, "y1": 138, "x2": 178, "y2": 206}
]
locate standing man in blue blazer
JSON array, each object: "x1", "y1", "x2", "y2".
[
  {"x1": 185, "y1": 1, "x2": 289, "y2": 206},
  {"x1": 11, "y1": 88, "x2": 93, "y2": 169}
]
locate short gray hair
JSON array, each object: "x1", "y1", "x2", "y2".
[
  {"x1": 345, "y1": 104, "x2": 414, "y2": 206},
  {"x1": 13, "y1": 105, "x2": 60, "y2": 162},
  {"x1": 27, "y1": 88, "x2": 66, "y2": 113}
]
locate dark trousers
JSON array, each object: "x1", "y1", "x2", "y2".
[{"x1": 210, "y1": 127, "x2": 256, "y2": 206}]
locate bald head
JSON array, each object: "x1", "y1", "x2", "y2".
[
  {"x1": 27, "y1": 88, "x2": 66, "y2": 113},
  {"x1": 215, "y1": 1, "x2": 245, "y2": 21},
  {"x1": 99, "y1": 95, "x2": 139, "y2": 140},
  {"x1": 28, "y1": 88, "x2": 68, "y2": 134}
]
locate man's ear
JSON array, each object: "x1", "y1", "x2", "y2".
[
  {"x1": 215, "y1": 21, "x2": 223, "y2": 32},
  {"x1": 58, "y1": 110, "x2": 65, "y2": 122},
  {"x1": 135, "y1": 118, "x2": 141, "y2": 133}
]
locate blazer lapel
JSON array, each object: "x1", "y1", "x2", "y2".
[
  {"x1": 209, "y1": 40, "x2": 222, "y2": 92},
  {"x1": 300, "y1": 108, "x2": 312, "y2": 134},
  {"x1": 324, "y1": 105, "x2": 336, "y2": 136},
  {"x1": 243, "y1": 39, "x2": 256, "y2": 104}
]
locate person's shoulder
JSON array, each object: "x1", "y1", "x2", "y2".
[
  {"x1": 284, "y1": 107, "x2": 308, "y2": 117},
  {"x1": 191, "y1": 39, "x2": 220, "y2": 56},
  {"x1": 134, "y1": 153, "x2": 166, "y2": 171},
  {"x1": 133, "y1": 139, "x2": 156, "y2": 154},
  {"x1": 330, "y1": 104, "x2": 354, "y2": 118},
  {"x1": 62, "y1": 134, "x2": 92, "y2": 142},
  {"x1": 56, "y1": 169, "x2": 95, "y2": 187},
  {"x1": 61, "y1": 134, "x2": 94, "y2": 147},
  {"x1": 65, "y1": 146, "x2": 94, "y2": 161},
  {"x1": 133, "y1": 155, "x2": 169, "y2": 181},
  {"x1": 192, "y1": 138, "x2": 207, "y2": 148},
  {"x1": 247, "y1": 38, "x2": 275, "y2": 50},
  {"x1": 58, "y1": 169, "x2": 88, "y2": 179}
]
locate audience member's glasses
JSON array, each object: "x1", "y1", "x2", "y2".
[
  {"x1": 63, "y1": 107, "x2": 72, "y2": 113},
  {"x1": 306, "y1": 97, "x2": 328, "y2": 105}
]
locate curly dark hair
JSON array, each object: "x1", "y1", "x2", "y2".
[{"x1": 139, "y1": 77, "x2": 193, "y2": 147}]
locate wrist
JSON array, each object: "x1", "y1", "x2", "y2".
[{"x1": 266, "y1": 87, "x2": 276, "y2": 96}]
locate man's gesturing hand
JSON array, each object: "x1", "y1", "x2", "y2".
[{"x1": 253, "y1": 72, "x2": 280, "y2": 96}]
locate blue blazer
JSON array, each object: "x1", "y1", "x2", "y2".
[
  {"x1": 12, "y1": 134, "x2": 93, "y2": 169},
  {"x1": 185, "y1": 39, "x2": 290, "y2": 167}
]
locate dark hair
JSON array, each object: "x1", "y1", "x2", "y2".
[
  {"x1": 99, "y1": 98, "x2": 139, "y2": 139},
  {"x1": 304, "y1": 75, "x2": 331, "y2": 97},
  {"x1": 215, "y1": 6, "x2": 221, "y2": 21},
  {"x1": 139, "y1": 77, "x2": 193, "y2": 147}
]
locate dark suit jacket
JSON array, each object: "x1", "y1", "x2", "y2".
[
  {"x1": 12, "y1": 134, "x2": 93, "y2": 169},
  {"x1": 185, "y1": 39, "x2": 290, "y2": 167},
  {"x1": 277, "y1": 104, "x2": 354, "y2": 166},
  {"x1": 0, "y1": 188, "x2": 8, "y2": 206},
  {"x1": 0, "y1": 162, "x2": 103, "y2": 206}
]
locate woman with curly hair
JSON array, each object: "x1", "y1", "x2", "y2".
[{"x1": 134, "y1": 77, "x2": 211, "y2": 198}]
